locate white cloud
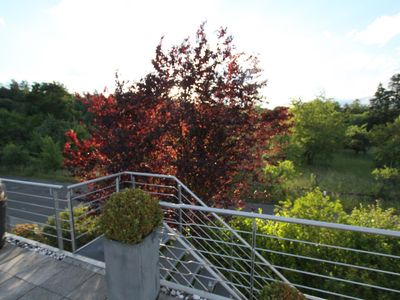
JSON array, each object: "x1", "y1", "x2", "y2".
[
  {"x1": 0, "y1": 17, "x2": 5, "y2": 28},
  {"x1": 349, "y1": 12, "x2": 400, "y2": 46}
]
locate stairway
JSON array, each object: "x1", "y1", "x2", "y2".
[
  {"x1": 159, "y1": 224, "x2": 241, "y2": 299},
  {"x1": 76, "y1": 223, "x2": 241, "y2": 299}
]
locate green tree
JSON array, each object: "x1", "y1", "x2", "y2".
[
  {"x1": 371, "y1": 167, "x2": 400, "y2": 201},
  {"x1": 369, "y1": 74, "x2": 400, "y2": 127},
  {"x1": 37, "y1": 136, "x2": 63, "y2": 171},
  {"x1": 263, "y1": 160, "x2": 296, "y2": 202},
  {"x1": 1, "y1": 143, "x2": 30, "y2": 167},
  {"x1": 370, "y1": 116, "x2": 400, "y2": 167},
  {"x1": 344, "y1": 124, "x2": 370, "y2": 154},
  {"x1": 290, "y1": 98, "x2": 345, "y2": 164}
]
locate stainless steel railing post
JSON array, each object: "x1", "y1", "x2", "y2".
[
  {"x1": 66, "y1": 189, "x2": 77, "y2": 252},
  {"x1": 52, "y1": 188, "x2": 64, "y2": 251},
  {"x1": 249, "y1": 218, "x2": 257, "y2": 300},
  {"x1": 116, "y1": 176, "x2": 120, "y2": 192},
  {"x1": 178, "y1": 184, "x2": 182, "y2": 233},
  {"x1": 130, "y1": 174, "x2": 136, "y2": 189}
]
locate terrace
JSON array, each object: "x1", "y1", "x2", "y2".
[{"x1": 1, "y1": 171, "x2": 400, "y2": 299}]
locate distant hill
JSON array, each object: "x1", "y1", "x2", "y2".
[{"x1": 335, "y1": 96, "x2": 372, "y2": 106}]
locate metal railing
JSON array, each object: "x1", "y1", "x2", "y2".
[
  {"x1": 2, "y1": 172, "x2": 400, "y2": 300},
  {"x1": 159, "y1": 202, "x2": 400, "y2": 299},
  {"x1": 0, "y1": 178, "x2": 68, "y2": 250}
]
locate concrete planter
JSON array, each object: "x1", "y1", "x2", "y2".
[
  {"x1": 104, "y1": 230, "x2": 160, "y2": 300},
  {"x1": 0, "y1": 200, "x2": 6, "y2": 249}
]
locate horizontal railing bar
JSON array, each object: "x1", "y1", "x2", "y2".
[
  {"x1": 67, "y1": 172, "x2": 124, "y2": 189},
  {"x1": 255, "y1": 247, "x2": 400, "y2": 277},
  {"x1": 124, "y1": 171, "x2": 176, "y2": 180},
  {"x1": 184, "y1": 233, "x2": 251, "y2": 251},
  {"x1": 7, "y1": 216, "x2": 55, "y2": 229},
  {"x1": 5, "y1": 191, "x2": 54, "y2": 200},
  {"x1": 292, "y1": 282, "x2": 363, "y2": 300},
  {"x1": 159, "y1": 202, "x2": 400, "y2": 238},
  {"x1": 7, "y1": 199, "x2": 57, "y2": 210},
  {"x1": 71, "y1": 184, "x2": 116, "y2": 200},
  {"x1": 274, "y1": 264, "x2": 400, "y2": 293},
  {"x1": 255, "y1": 231, "x2": 400, "y2": 260},
  {"x1": 134, "y1": 181, "x2": 176, "y2": 190},
  {"x1": 7, "y1": 207, "x2": 55, "y2": 219},
  {"x1": 0, "y1": 178, "x2": 63, "y2": 189}
]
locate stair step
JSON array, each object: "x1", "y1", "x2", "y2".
[
  {"x1": 193, "y1": 268, "x2": 218, "y2": 293},
  {"x1": 213, "y1": 282, "x2": 233, "y2": 298},
  {"x1": 160, "y1": 226, "x2": 172, "y2": 245},
  {"x1": 173, "y1": 255, "x2": 203, "y2": 286},
  {"x1": 160, "y1": 239, "x2": 187, "y2": 279}
]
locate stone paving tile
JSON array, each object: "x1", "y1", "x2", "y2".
[
  {"x1": 0, "y1": 250, "x2": 47, "y2": 276},
  {"x1": 0, "y1": 244, "x2": 28, "y2": 264},
  {"x1": 15, "y1": 256, "x2": 70, "y2": 286},
  {"x1": 66, "y1": 273, "x2": 107, "y2": 300},
  {"x1": 40, "y1": 264, "x2": 95, "y2": 297},
  {"x1": 0, "y1": 271, "x2": 12, "y2": 285},
  {"x1": 18, "y1": 286, "x2": 64, "y2": 300},
  {"x1": 0, "y1": 277, "x2": 35, "y2": 300}
]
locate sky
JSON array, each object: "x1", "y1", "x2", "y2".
[{"x1": 1, "y1": 0, "x2": 400, "y2": 107}]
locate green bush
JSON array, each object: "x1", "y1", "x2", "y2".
[
  {"x1": 259, "y1": 282, "x2": 306, "y2": 300},
  {"x1": 43, "y1": 205, "x2": 100, "y2": 251},
  {"x1": 100, "y1": 188, "x2": 163, "y2": 244},
  {"x1": 12, "y1": 223, "x2": 47, "y2": 243},
  {"x1": 229, "y1": 189, "x2": 400, "y2": 299}
]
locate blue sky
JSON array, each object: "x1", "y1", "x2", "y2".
[{"x1": 1, "y1": 0, "x2": 400, "y2": 107}]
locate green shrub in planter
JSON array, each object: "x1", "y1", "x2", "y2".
[
  {"x1": 101, "y1": 188, "x2": 163, "y2": 300},
  {"x1": 100, "y1": 188, "x2": 163, "y2": 244},
  {"x1": 43, "y1": 205, "x2": 100, "y2": 251},
  {"x1": 259, "y1": 281, "x2": 306, "y2": 300}
]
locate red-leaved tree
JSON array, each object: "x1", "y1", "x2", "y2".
[{"x1": 64, "y1": 24, "x2": 290, "y2": 207}]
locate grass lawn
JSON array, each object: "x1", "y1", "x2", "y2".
[
  {"x1": 0, "y1": 166, "x2": 75, "y2": 183},
  {"x1": 289, "y1": 149, "x2": 399, "y2": 212}
]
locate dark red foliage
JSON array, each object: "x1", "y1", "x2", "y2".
[{"x1": 64, "y1": 24, "x2": 290, "y2": 207}]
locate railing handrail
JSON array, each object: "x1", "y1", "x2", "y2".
[
  {"x1": 159, "y1": 202, "x2": 400, "y2": 238},
  {"x1": 0, "y1": 178, "x2": 64, "y2": 189},
  {"x1": 67, "y1": 170, "x2": 291, "y2": 284},
  {"x1": 66, "y1": 172, "x2": 125, "y2": 189}
]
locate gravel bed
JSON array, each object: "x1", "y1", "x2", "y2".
[
  {"x1": 160, "y1": 286, "x2": 208, "y2": 300},
  {"x1": 5, "y1": 236, "x2": 66, "y2": 261}
]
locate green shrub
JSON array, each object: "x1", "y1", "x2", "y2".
[
  {"x1": 12, "y1": 223, "x2": 47, "y2": 243},
  {"x1": 263, "y1": 160, "x2": 296, "y2": 202},
  {"x1": 259, "y1": 282, "x2": 306, "y2": 300},
  {"x1": 43, "y1": 205, "x2": 100, "y2": 251},
  {"x1": 100, "y1": 188, "x2": 163, "y2": 244},
  {"x1": 229, "y1": 189, "x2": 400, "y2": 299}
]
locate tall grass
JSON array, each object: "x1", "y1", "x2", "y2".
[{"x1": 289, "y1": 150, "x2": 400, "y2": 212}]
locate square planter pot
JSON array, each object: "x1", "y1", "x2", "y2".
[
  {"x1": 0, "y1": 200, "x2": 6, "y2": 249},
  {"x1": 104, "y1": 229, "x2": 160, "y2": 300}
]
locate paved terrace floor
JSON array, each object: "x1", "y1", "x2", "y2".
[{"x1": 0, "y1": 242, "x2": 173, "y2": 300}]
